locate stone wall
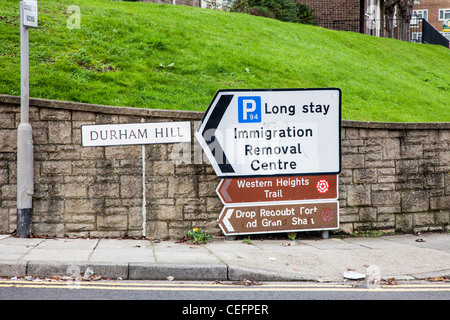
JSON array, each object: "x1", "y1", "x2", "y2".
[
  {"x1": 0, "y1": 95, "x2": 449, "y2": 238},
  {"x1": 339, "y1": 121, "x2": 449, "y2": 233}
]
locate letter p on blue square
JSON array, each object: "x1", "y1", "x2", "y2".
[{"x1": 238, "y1": 96, "x2": 261, "y2": 123}]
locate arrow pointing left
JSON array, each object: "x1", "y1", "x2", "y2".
[
  {"x1": 217, "y1": 207, "x2": 235, "y2": 234},
  {"x1": 195, "y1": 93, "x2": 235, "y2": 175},
  {"x1": 223, "y1": 208, "x2": 235, "y2": 232}
]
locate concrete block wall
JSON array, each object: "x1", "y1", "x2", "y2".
[{"x1": 0, "y1": 95, "x2": 449, "y2": 238}]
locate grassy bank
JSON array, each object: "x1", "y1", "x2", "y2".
[{"x1": 0, "y1": 0, "x2": 449, "y2": 122}]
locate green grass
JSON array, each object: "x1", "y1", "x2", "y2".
[{"x1": 0, "y1": 0, "x2": 449, "y2": 122}]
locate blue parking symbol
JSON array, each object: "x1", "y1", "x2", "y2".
[{"x1": 238, "y1": 96, "x2": 261, "y2": 123}]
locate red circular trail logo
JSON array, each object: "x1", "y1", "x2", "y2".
[
  {"x1": 321, "y1": 208, "x2": 334, "y2": 222},
  {"x1": 316, "y1": 179, "x2": 329, "y2": 194}
]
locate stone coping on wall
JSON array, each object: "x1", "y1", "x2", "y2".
[
  {"x1": 342, "y1": 119, "x2": 450, "y2": 129},
  {"x1": 0, "y1": 95, "x2": 202, "y2": 120},
  {"x1": 2, "y1": 94, "x2": 449, "y2": 128}
]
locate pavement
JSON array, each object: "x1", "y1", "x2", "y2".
[{"x1": 0, "y1": 232, "x2": 449, "y2": 283}]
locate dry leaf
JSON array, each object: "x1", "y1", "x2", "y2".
[
  {"x1": 382, "y1": 277, "x2": 396, "y2": 285},
  {"x1": 427, "y1": 277, "x2": 445, "y2": 282},
  {"x1": 91, "y1": 274, "x2": 102, "y2": 281},
  {"x1": 232, "y1": 278, "x2": 262, "y2": 286}
]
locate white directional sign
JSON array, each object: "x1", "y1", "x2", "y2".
[
  {"x1": 81, "y1": 122, "x2": 191, "y2": 147},
  {"x1": 195, "y1": 88, "x2": 341, "y2": 178}
]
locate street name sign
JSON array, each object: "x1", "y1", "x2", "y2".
[
  {"x1": 81, "y1": 122, "x2": 191, "y2": 147},
  {"x1": 195, "y1": 88, "x2": 341, "y2": 178},
  {"x1": 23, "y1": 0, "x2": 38, "y2": 28},
  {"x1": 217, "y1": 175, "x2": 337, "y2": 205},
  {"x1": 217, "y1": 201, "x2": 339, "y2": 236}
]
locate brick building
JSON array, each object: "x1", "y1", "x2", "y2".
[
  {"x1": 135, "y1": 0, "x2": 449, "y2": 43},
  {"x1": 296, "y1": 0, "x2": 449, "y2": 44},
  {"x1": 412, "y1": 0, "x2": 450, "y2": 40},
  {"x1": 295, "y1": 0, "x2": 365, "y2": 32},
  {"x1": 291, "y1": 0, "x2": 404, "y2": 36}
]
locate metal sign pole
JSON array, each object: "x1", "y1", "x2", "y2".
[{"x1": 17, "y1": 0, "x2": 34, "y2": 237}]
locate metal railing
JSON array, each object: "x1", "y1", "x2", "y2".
[
  {"x1": 422, "y1": 19, "x2": 449, "y2": 48},
  {"x1": 318, "y1": 18, "x2": 449, "y2": 48}
]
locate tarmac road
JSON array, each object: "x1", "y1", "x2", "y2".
[{"x1": 1, "y1": 279, "x2": 450, "y2": 301}]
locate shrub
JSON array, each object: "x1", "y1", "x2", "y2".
[
  {"x1": 231, "y1": 0, "x2": 316, "y2": 25},
  {"x1": 295, "y1": 2, "x2": 316, "y2": 25},
  {"x1": 248, "y1": 6, "x2": 276, "y2": 19}
]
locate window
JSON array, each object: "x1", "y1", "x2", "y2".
[
  {"x1": 411, "y1": 10, "x2": 427, "y2": 26},
  {"x1": 413, "y1": 9, "x2": 428, "y2": 20},
  {"x1": 442, "y1": 32, "x2": 450, "y2": 41},
  {"x1": 411, "y1": 32, "x2": 422, "y2": 43},
  {"x1": 439, "y1": 9, "x2": 450, "y2": 21}
]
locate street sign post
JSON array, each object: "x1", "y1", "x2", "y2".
[
  {"x1": 81, "y1": 121, "x2": 191, "y2": 238},
  {"x1": 17, "y1": 0, "x2": 38, "y2": 238},
  {"x1": 217, "y1": 201, "x2": 339, "y2": 236},
  {"x1": 216, "y1": 175, "x2": 337, "y2": 205},
  {"x1": 195, "y1": 88, "x2": 341, "y2": 178}
]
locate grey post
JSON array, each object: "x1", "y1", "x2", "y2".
[{"x1": 17, "y1": 0, "x2": 34, "y2": 237}]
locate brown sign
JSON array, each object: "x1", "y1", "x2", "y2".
[
  {"x1": 217, "y1": 201, "x2": 339, "y2": 236},
  {"x1": 216, "y1": 175, "x2": 337, "y2": 204}
]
